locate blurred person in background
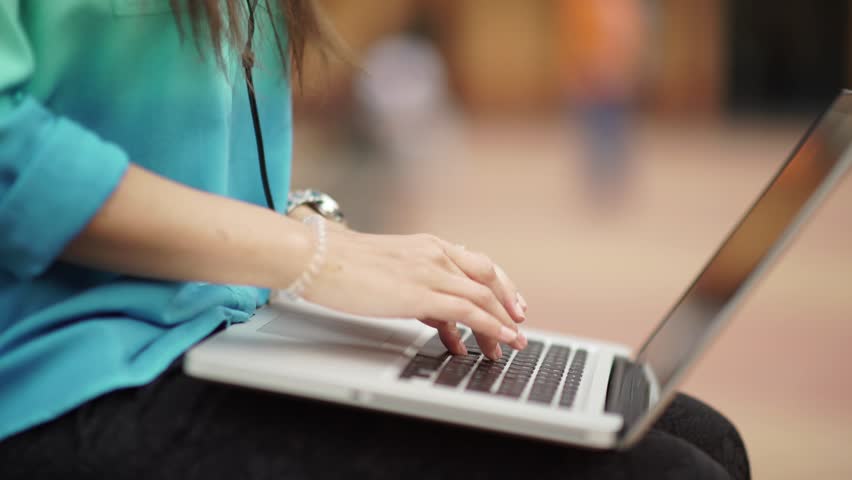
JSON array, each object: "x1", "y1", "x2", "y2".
[
  {"x1": 0, "y1": 1, "x2": 746, "y2": 478},
  {"x1": 559, "y1": 0, "x2": 647, "y2": 206},
  {"x1": 355, "y1": 30, "x2": 450, "y2": 179},
  {"x1": 353, "y1": 23, "x2": 462, "y2": 229}
]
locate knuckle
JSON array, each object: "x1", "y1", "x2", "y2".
[
  {"x1": 493, "y1": 263, "x2": 510, "y2": 283},
  {"x1": 437, "y1": 254, "x2": 454, "y2": 271},
  {"x1": 420, "y1": 319, "x2": 439, "y2": 329},
  {"x1": 428, "y1": 234, "x2": 445, "y2": 246},
  {"x1": 477, "y1": 258, "x2": 497, "y2": 281},
  {"x1": 427, "y1": 245, "x2": 447, "y2": 264},
  {"x1": 416, "y1": 233, "x2": 441, "y2": 245},
  {"x1": 484, "y1": 266, "x2": 498, "y2": 282}
]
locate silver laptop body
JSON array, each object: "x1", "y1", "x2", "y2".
[{"x1": 186, "y1": 91, "x2": 852, "y2": 450}]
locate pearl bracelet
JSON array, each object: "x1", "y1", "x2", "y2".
[{"x1": 281, "y1": 214, "x2": 327, "y2": 301}]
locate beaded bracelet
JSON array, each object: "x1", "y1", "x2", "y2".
[{"x1": 280, "y1": 214, "x2": 328, "y2": 301}]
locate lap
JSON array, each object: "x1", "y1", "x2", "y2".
[{"x1": 0, "y1": 363, "x2": 749, "y2": 480}]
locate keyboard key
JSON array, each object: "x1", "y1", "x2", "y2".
[
  {"x1": 528, "y1": 345, "x2": 571, "y2": 405},
  {"x1": 401, "y1": 329, "x2": 474, "y2": 380},
  {"x1": 406, "y1": 336, "x2": 587, "y2": 410},
  {"x1": 495, "y1": 344, "x2": 543, "y2": 398},
  {"x1": 435, "y1": 354, "x2": 479, "y2": 387},
  {"x1": 466, "y1": 346, "x2": 512, "y2": 392},
  {"x1": 463, "y1": 335, "x2": 483, "y2": 354},
  {"x1": 559, "y1": 349, "x2": 588, "y2": 408},
  {"x1": 399, "y1": 353, "x2": 447, "y2": 379}
]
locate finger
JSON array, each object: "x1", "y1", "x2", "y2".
[
  {"x1": 481, "y1": 325, "x2": 526, "y2": 352},
  {"x1": 472, "y1": 331, "x2": 501, "y2": 361},
  {"x1": 420, "y1": 319, "x2": 467, "y2": 355},
  {"x1": 495, "y1": 264, "x2": 527, "y2": 315},
  {"x1": 434, "y1": 272, "x2": 528, "y2": 350},
  {"x1": 442, "y1": 244, "x2": 526, "y2": 324},
  {"x1": 426, "y1": 315, "x2": 522, "y2": 359},
  {"x1": 435, "y1": 272, "x2": 517, "y2": 333},
  {"x1": 423, "y1": 293, "x2": 519, "y2": 348},
  {"x1": 438, "y1": 322, "x2": 467, "y2": 356},
  {"x1": 430, "y1": 249, "x2": 526, "y2": 351}
]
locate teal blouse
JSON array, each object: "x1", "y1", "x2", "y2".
[{"x1": 0, "y1": 0, "x2": 292, "y2": 440}]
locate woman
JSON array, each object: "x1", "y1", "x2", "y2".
[{"x1": 0, "y1": 1, "x2": 749, "y2": 478}]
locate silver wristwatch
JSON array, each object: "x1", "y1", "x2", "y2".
[{"x1": 286, "y1": 189, "x2": 345, "y2": 224}]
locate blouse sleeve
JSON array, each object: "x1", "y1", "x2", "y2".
[{"x1": 0, "y1": 1, "x2": 130, "y2": 280}]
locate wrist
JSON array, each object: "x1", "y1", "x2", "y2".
[
  {"x1": 264, "y1": 214, "x2": 317, "y2": 290},
  {"x1": 280, "y1": 215, "x2": 328, "y2": 300}
]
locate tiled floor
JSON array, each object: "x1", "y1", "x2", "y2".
[{"x1": 293, "y1": 116, "x2": 852, "y2": 479}]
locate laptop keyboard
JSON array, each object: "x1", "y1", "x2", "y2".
[{"x1": 400, "y1": 332, "x2": 588, "y2": 408}]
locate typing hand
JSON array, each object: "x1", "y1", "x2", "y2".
[{"x1": 301, "y1": 230, "x2": 528, "y2": 360}]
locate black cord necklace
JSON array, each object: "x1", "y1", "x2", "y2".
[{"x1": 243, "y1": 0, "x2": 276, "y2": 211}]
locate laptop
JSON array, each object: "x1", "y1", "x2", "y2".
[{"x1": 185, "y1": 90, "x2": 852, "y2": 450}]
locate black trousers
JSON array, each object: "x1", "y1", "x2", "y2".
[{"x1": 0, "y1": 362, "x2": 750, "y2": 480}]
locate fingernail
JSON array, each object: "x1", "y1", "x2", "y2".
[
  {"x1": 516, "y1": 292, "x2": 528, "y2": 311},
  {"x1": 498, "y1": 326, "x2": 518, "y2": 343},
  {"x1": 458, "y1": 341, "x2": 468, "y2": 356},
  {"x1": 490, "y1": 344, "x2": 503, "y2": 360}
]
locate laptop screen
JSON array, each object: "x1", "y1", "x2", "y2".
[{"x1": 636, "y1": 92, "x2": 852, "y2": 393}]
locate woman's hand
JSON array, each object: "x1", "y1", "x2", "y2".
[{"x1": 302, "y1": 229, "x2": 529, "y2": 360}]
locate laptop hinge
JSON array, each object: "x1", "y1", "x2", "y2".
[{"x1": 604, "y1": 356, "x2": 651, "y2": 435}]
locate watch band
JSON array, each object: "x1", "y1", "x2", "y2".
[{"x1": 286, "y1": 189, "x2": 345, "y2": 223}]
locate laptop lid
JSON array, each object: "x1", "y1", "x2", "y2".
[{"x1": 619, "y1": 91, "x2": 852, "y2": 447}]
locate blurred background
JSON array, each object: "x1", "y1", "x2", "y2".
[{"x1": 290, "y1": 1, "x2": 852, "y2": 477}]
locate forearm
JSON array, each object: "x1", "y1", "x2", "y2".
[{"x1": 62, "y1": 164, "x2": 314, "y2": 289}]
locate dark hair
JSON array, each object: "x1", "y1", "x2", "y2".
[{"x1": 170, "y1": 0, "x2": 335, "y2": 79}]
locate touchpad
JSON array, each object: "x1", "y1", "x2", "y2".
[{"x1": 257, "y1": 300, "x2": 428, "y2": 352}]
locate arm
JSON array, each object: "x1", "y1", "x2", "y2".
[{"x1": 62, "y1": 164, "x2": 314, "y2": 290}]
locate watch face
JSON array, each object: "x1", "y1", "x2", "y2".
[
  {"x1": 288, "y1": 190, "x2": 343, "y2": 221},
  {"x1": 316, "y1": 203, "x2": 332, "y2": 216}
]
